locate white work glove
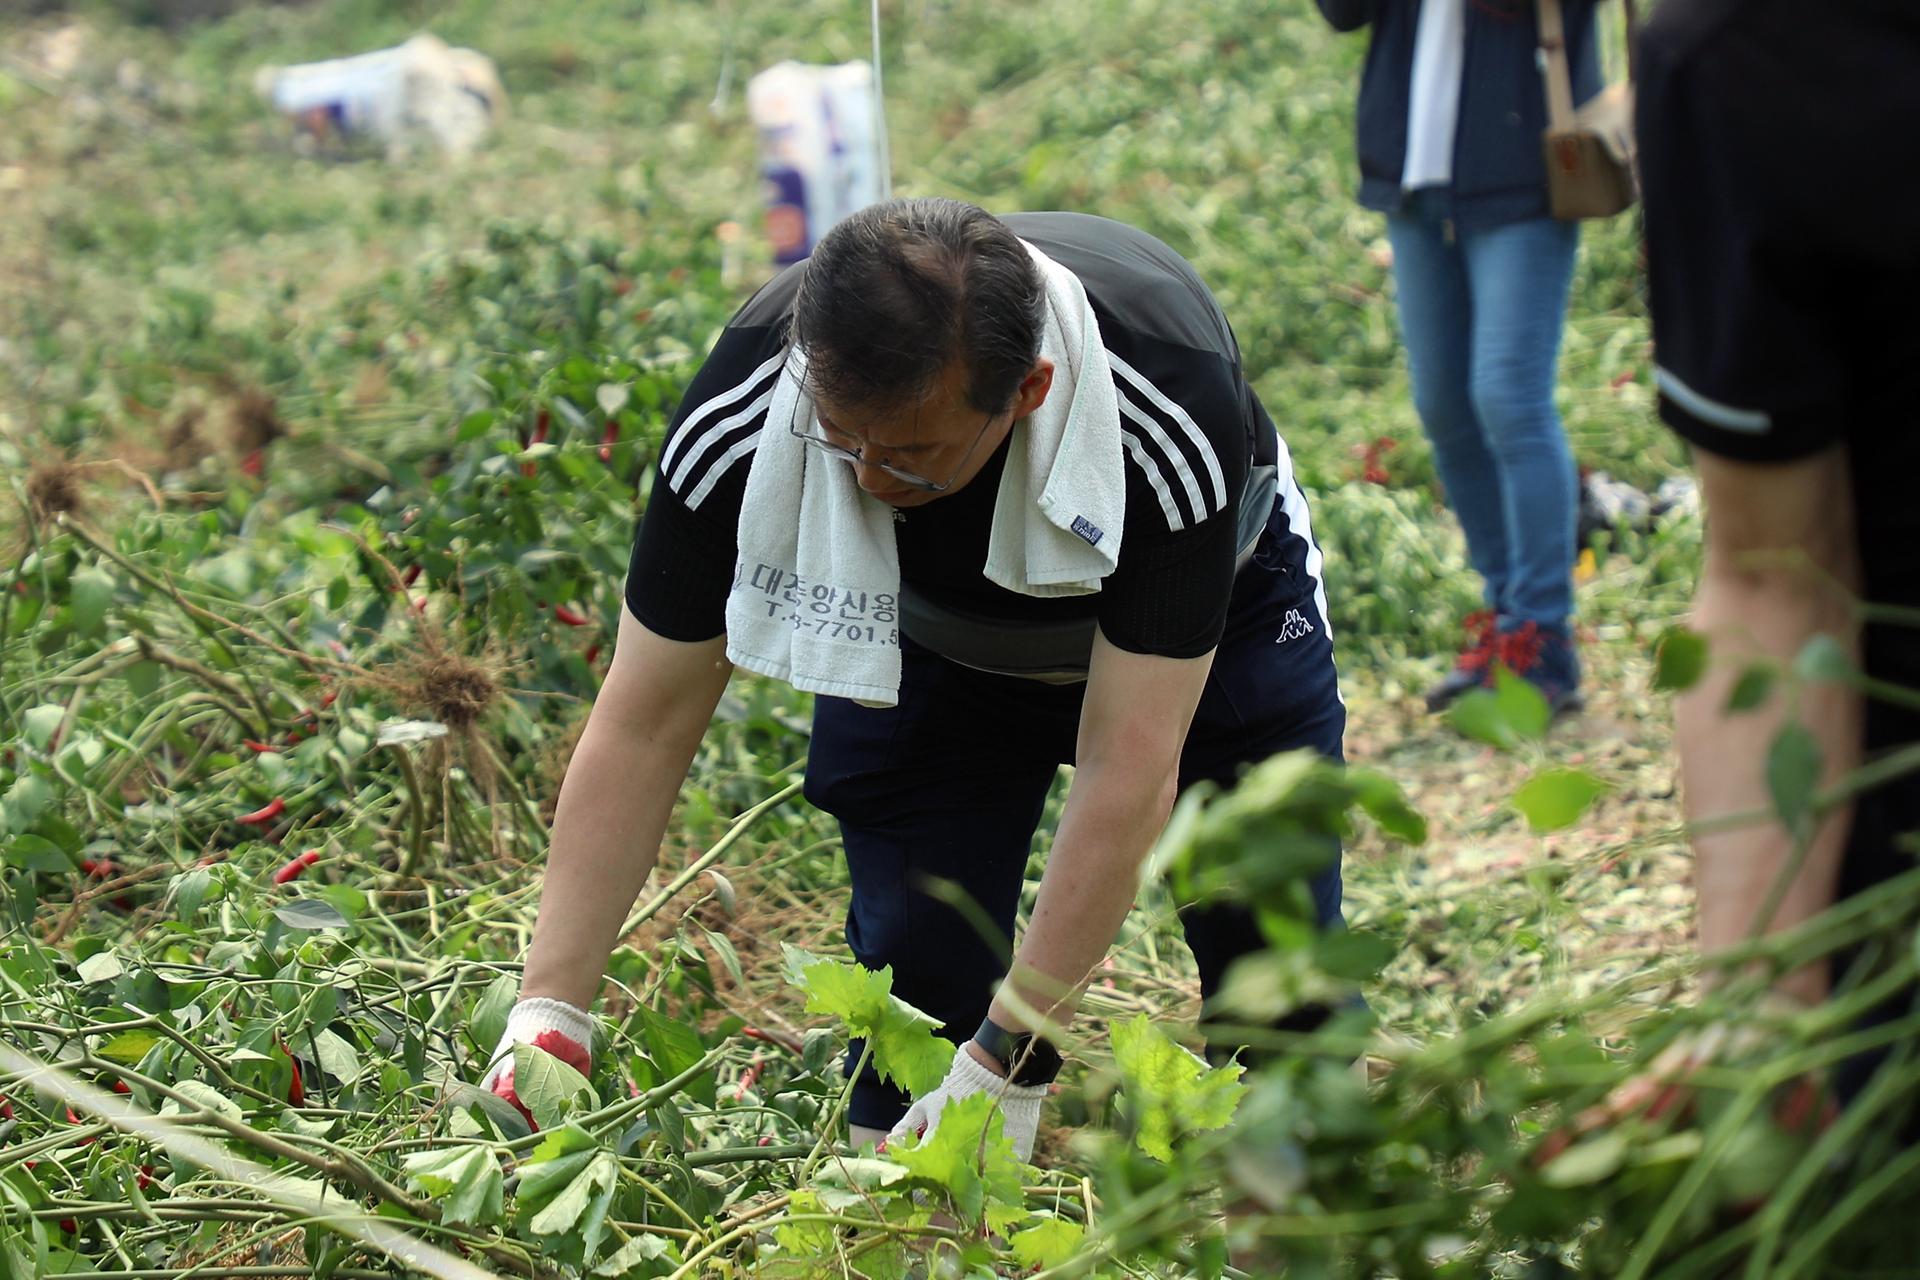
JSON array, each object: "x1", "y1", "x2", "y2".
[
  {"x1": 888, "y1": 1046, "x2": 1049, "y2": 1161},
  {"x1": 479, "y1": 996, "x2": 595, "y2": 1129}
]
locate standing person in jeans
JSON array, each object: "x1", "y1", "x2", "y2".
[{"x1": 1317, "y1": 0, "x2": 1603, "y2": 715}]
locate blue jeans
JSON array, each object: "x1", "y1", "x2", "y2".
[{"x1": 1387, "y1": 191, "x2": 1580, "y2": 629}]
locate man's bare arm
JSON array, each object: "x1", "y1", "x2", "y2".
[
  {"x1": 519, "y1": 606, "x2": 732, "y2": 1010},
  {"x1": 985, "y1": 630, "x2": 1213, "y2": 1041},
  {"x1": 1677, "y1": 446, "x2": 1861, "y2": 1003}
]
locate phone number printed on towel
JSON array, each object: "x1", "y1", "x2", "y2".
[{"x1": 739, "y1": 564, "x2": 899, "y2": 646}]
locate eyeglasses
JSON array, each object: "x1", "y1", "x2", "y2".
[{"x1": 789, "y1": 397, "x2": 998, "y2": 494}]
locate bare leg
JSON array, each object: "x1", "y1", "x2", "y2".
[{"x1": 1675, "y1": 447, "x2": 1861, "y2": 1003}]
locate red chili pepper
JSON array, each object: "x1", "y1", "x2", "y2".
[
  {"x1": 553, "y1": 604, "x2": 590, "y2": 627},
  {"x1": 734, "y1": 1052, "x2": 764, "y2": 1102},
  {"x1": 243, "y1": 740, "x2": 280, "y2": 754},
  {"x1": 0, "y1": 1094, "x2": 13, "y2": 1120},
  {"x1": 110, "y1": 1080, "x2": 130, "y2": 1095},
  {"x1": 599, "y1": 420, "x2": 618, "y2": 464},
  {"x1": 272, "y1": 850, "x2": 322, "y2": 885},
  {"x1": 58, "y1": 1218, "x2": 78, "y2": 1235},
  {"x1": 238, "y1": 797, "x2": 286, "y2": 826},
  {"x1": 136, "y1": 1164, "x2": 154, "y2": 1190},
  {"x1": 65, "y1": 1106, "x2": 98, "y2": 1144},
  {"x1": 399, "y1": 564, "x2": 422, "y2": 590},
  {"x1": 239, "y1": 449, "x2": 265, "y2": 478},
  {"x1": 77, "y1": 860, "x2": 136, "y2": 911},
  {"x1": 583, "y1": 644, "x2": 601, "y2": 667},
  {"x1": 522, "y1": 410, "x2": 550, "y2": 478},
  {"x1": 284, "y1": 728, "x2": 306, "y2": 746},
  {"x1": 277, "y1": 1037, "x2": 305, "y2": 1107}
]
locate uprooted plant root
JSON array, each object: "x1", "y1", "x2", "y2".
[
  {"x1": 228, "y1": 388, "x2": 288, "y2": 454},
  {"x1": 25, "y1": 460, "x2": 87, "y2": 524}
]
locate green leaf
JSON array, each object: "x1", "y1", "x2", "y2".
[
  {"x1": 1009, "y1": 1217, "x2": 1086, "y2": 1269},
  {"x1": 470, "y1": 974, "x2": 517, "y2": 1060},
  {"x1": 1110, "y1": 1014, "x2": 1246, "y2": 1163},
  {"x1": 165, "y1": 1079, "x2": 243, "y2": 1124},
  {"x1": 1794, "y1": 633, "x2": 1855, "y2": 684},
  {"x1": 700, "y1": 926, "x2": 743, "y2": 986},
  {"x1": 98, "y1": 1030, "x2": 160, "y2": 1064},
  {"x1": 1312, "y1": 928, "x2": 1397, "y2": 982},
  {"x1": 890, "y1": 1092, "x2": 1025, "y2": 1225},
  {"x1": 511, "y1": 1042, "x2": 594, "y2": 1131},
  {"x1": 1540, "y1": 1131, "x2": 1629, "y2": 1187},
  {"x1": 1726, "y1": 663, "x2": 1778, "y2": 713},
  {"x1": 782, "y1": 947, "x2": 953, "y2": 1094},
  {"x1": 1510, "y1": 767, "x2": 1608, "y2": 833},
  {"x1": 1653, "y1": 627, "x2": 1710, "y2": 692},
  {"x1": 313, "y1": 1028, "x2": 363, "y2": 1086},
  {"x1": 272, "y1": 899, "x2": 349, "y2": 932},
  {"x1": 20, "y1": 705, "x2": 64, "y2": 751},
  {"x1": 4, "y1": 834, "x2": 71, "y2": 873},
  {"x1": 1767, "y1": 724, "x2": 1822, "y2": 833},
  {"x1": 811, "y1": 1156, "x2": 908, "y2": 1194},
  {"x1": 402, "y1": 1145, "x2": 505, "y2": 1226},
  {"x1": 1349, "y1": 766, "x2": 1427, "y2": 845},
  {"x1": 68, "y1": 568, "x2": 114, "y2": 637},
  {"x1": 1491, "y1": 667, "x2": 1550, "y2": 742},
  {"x1": 124, "y1": 661, "x2": 162, "y2": 700},
  {"x1": 636, "y1": 1005, "x2": 704, "y2": 1082},
  {"x1": 1446, "y1": 689, "x2": 1517, "y2": 751},
  {"x1": 516, "y1": 1145, "x2": 617, "y2": 1267},
  {"x1": 591, "y1": 1233, "x2": 674, "y2": 1277},
  {"x1": 171, "y1": 867, "x2": 213, "y2": 923},
  {"x1": 76, "y1": 952, "x2": 124, "y2": 984},
  {"x1": 1, "y1": 774, "x2": 54, "y2": 835}
]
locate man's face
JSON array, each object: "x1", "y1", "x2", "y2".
[{"x1": 809, "y1": 358, "x2": 1052, "y2": 508}]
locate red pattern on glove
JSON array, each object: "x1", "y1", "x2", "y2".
[{"x1": 489, "y1": 1029, "x2": 591, "y2": 1130}]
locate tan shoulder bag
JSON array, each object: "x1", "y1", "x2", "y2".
[{"x1": 1538, "y1": 0, "x2": 1638, "y2": 220}]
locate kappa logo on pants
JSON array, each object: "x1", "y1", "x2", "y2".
[{"x1": 1275, "y1": 608, "x2": 1316, "y2": 644}]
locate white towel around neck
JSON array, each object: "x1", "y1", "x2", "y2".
[{"x1": 722, "y1": 241, "x2": 1124, "y2": 707}]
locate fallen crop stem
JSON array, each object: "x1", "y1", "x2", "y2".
[
  {"x1": 502, "y1": 1044, "x2": 728, "y2": 1154},
  {"x1": 620, "y1": 777, "x2": 805, "y2": 938},
  {"x1": 682, "y1": 1141, "x2": 811, "y2": 1168},
  {"x1": 389, "y1": 741, "x2": 430, "y2": 877},
  {"x1": 69, "y1": 1054, "x2": 430, "y2": 1221},
  {"x1": 667, "y1": 1212, "x2": 961, "y2": 1280},
  {"x1": 43, "y1": 1271, "x2": 400, "y2": 1280},
  {"x1": 130, "y1": 638, "x2": 256, "y2": 728},
  {"x1": 0, "y1": 1042, "x2": 513, "y2": 1280},
  {"x1": 4, "y1": 1016, "x2": 287, "y2": 1109}
]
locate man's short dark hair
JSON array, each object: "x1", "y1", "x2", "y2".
[{"x1": 791, "y1": 197, "x2": 1044, "y2": 417}]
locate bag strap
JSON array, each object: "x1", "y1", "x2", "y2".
[{"x1": 1537, "y1": 0, "x2": 1578, "y2": 132}]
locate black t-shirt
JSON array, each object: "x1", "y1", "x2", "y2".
[
  {"x1": 1639, "y1": 0, "x2": 1920, "y2": 466},
  {"x1": 626, "y1": 212, "x2": 1293, "y2": 661}
]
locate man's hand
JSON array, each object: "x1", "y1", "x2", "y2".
[
  {"x1": 480, "y1": 996, "x2": 595, "y2": 1130},
  {"x1": 888, "y1": 1043, "x2": 1048, "y2": 1161}
]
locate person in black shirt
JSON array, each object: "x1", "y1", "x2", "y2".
[
  {"x1": 1638, "y1": 0, "x2": 1919, "y2": 1114},
  {"x1": 479, "y1": 199, "x2": 1349, "y2": 1156}
]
